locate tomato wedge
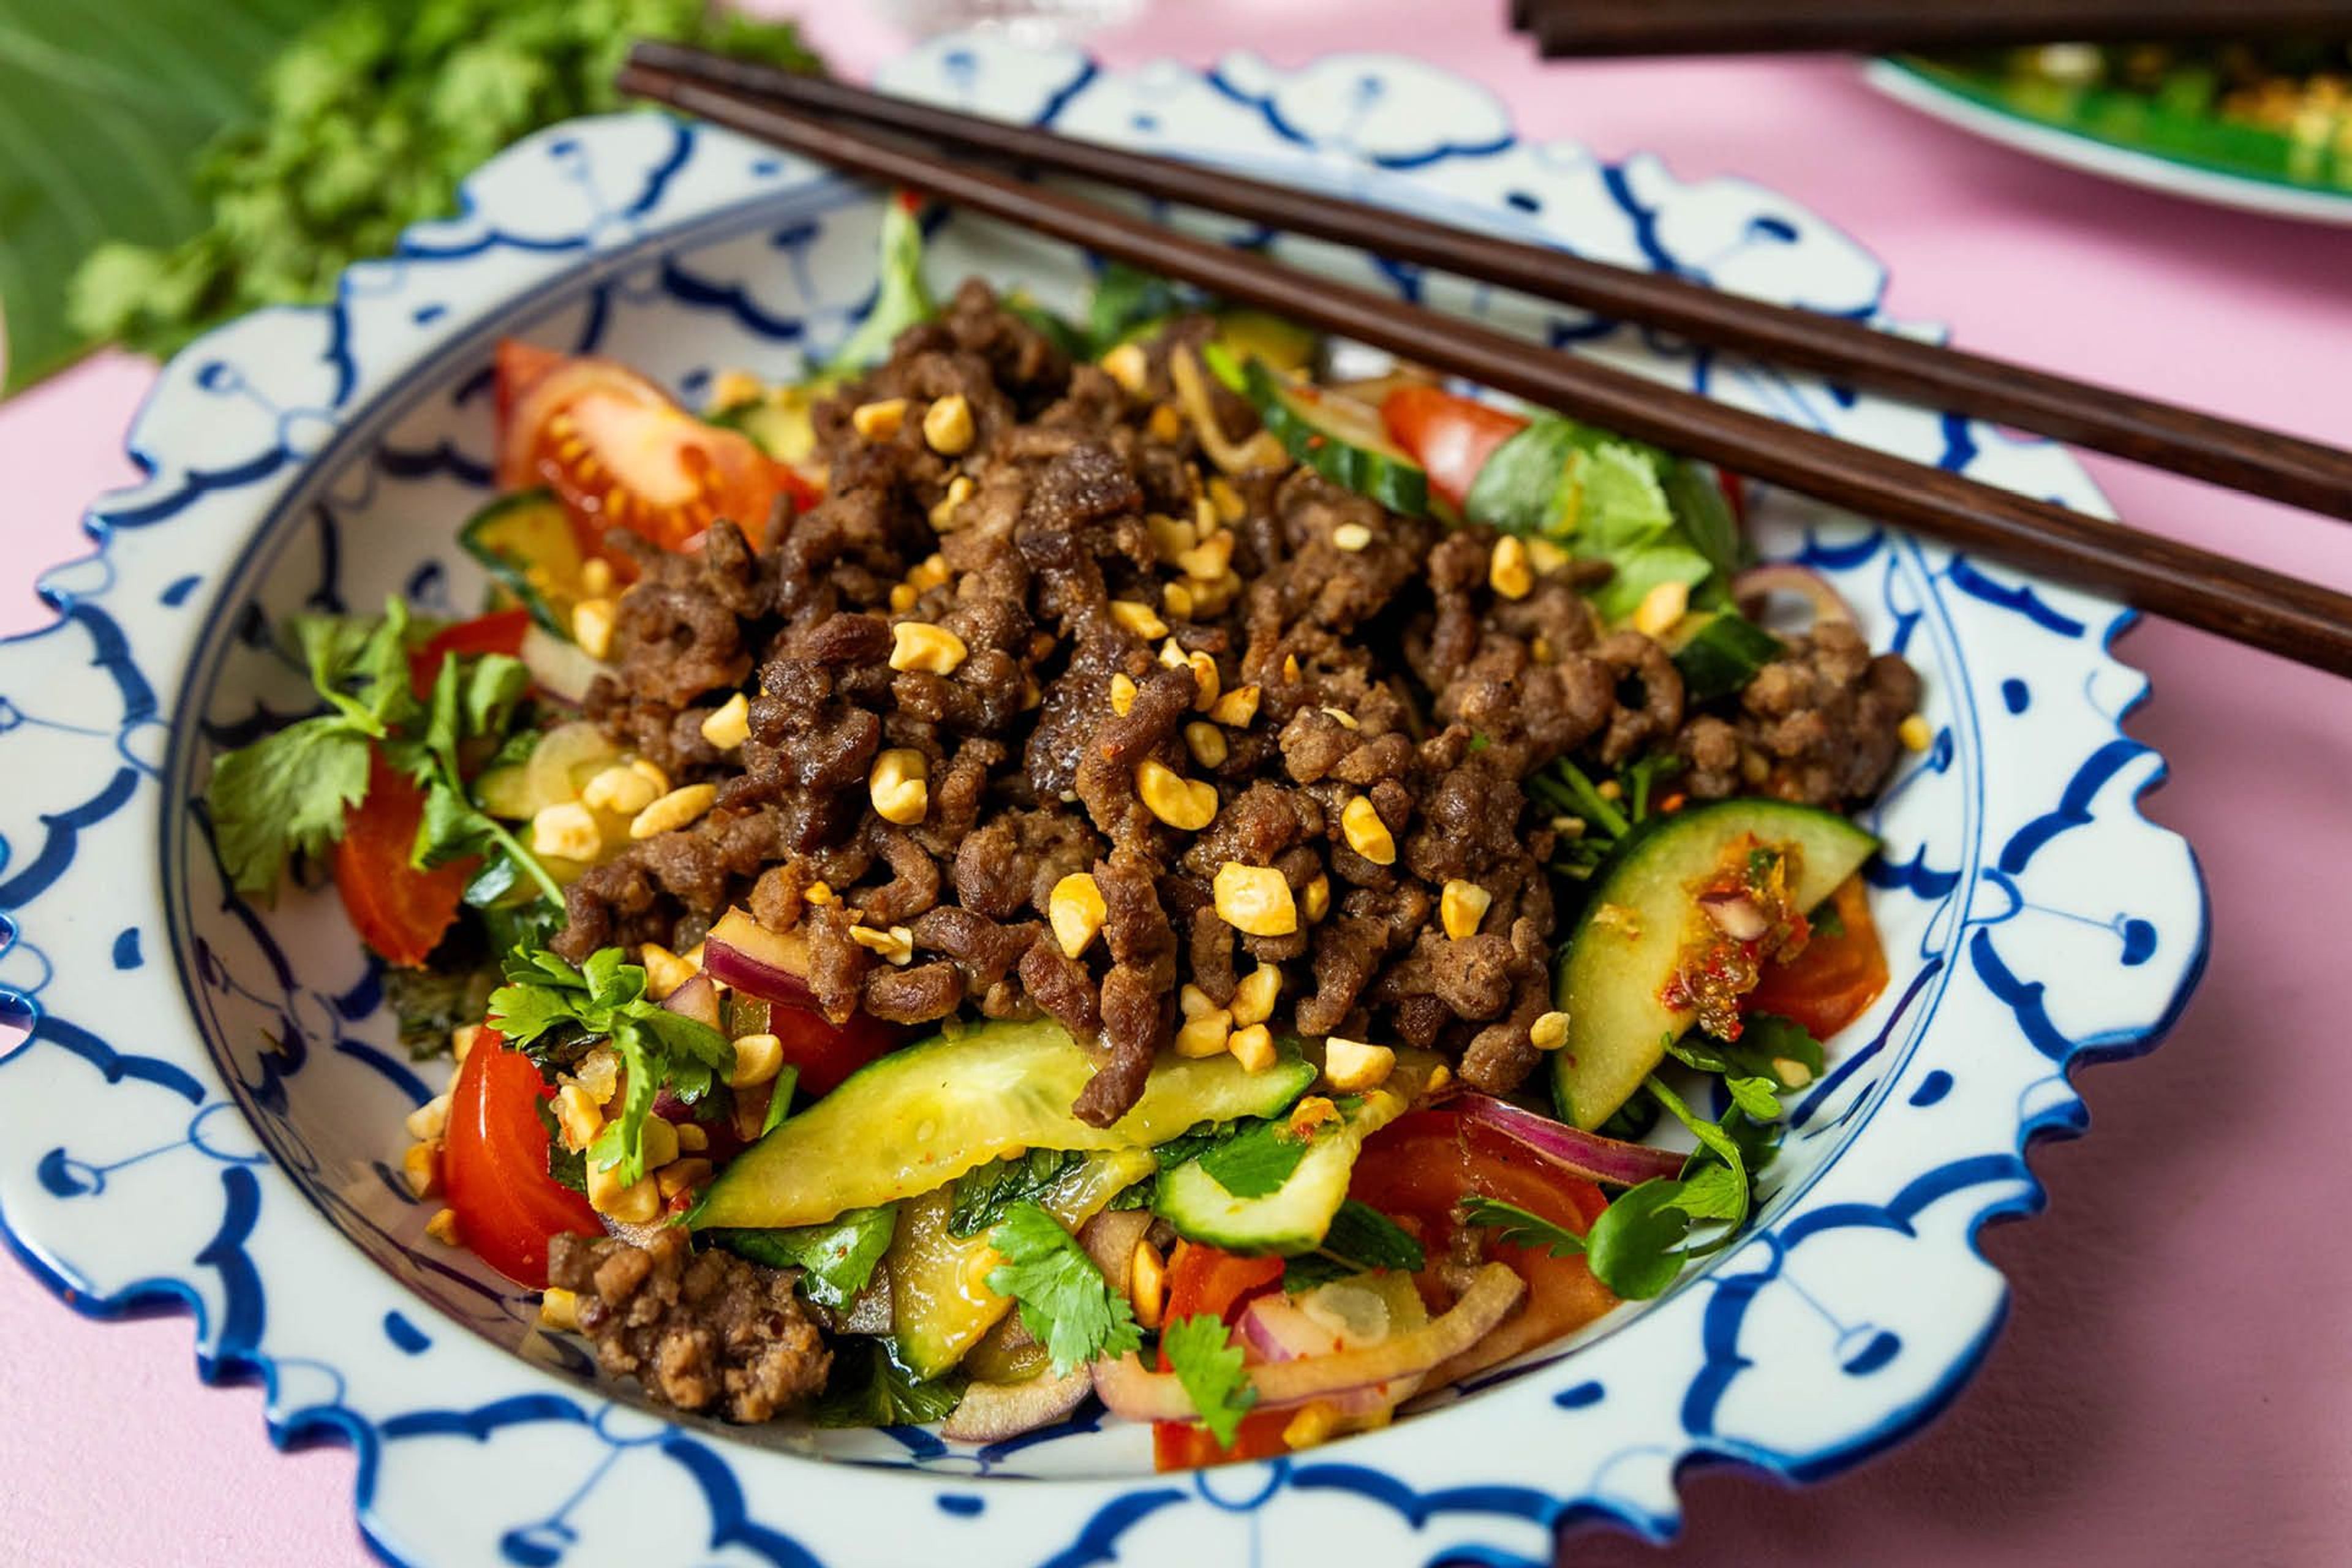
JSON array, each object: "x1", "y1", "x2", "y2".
[
  {"x1": 407, "y1": 608, "x2": 533, "y2": 697},
  {"x1": 333, "y1": 755, "x2": 473, "y2": 968},
  {"x1": 440, "y1": 1029, "x2": 603, "y2": 1286},
  {"x1": 496, "y1": 347, "x2": 790, "y2": 553},
  {"x1": 1746, "y1": 874, "x2": 1888, "y2": 1039},
  {"x1": 1380, "y1": 385, "x2": 1529, "y2": 510},
  {"x1": 769, "y1": 1003, "x2": 900, "y2": 1100},
  {"x1": 1152, "y1": 1243, "x2": 1289, "y2": 1469},
  {"x1": 1349, "y1": 1109, "x2": 1616, "y2": 1381}
]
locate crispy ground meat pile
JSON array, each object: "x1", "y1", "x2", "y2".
[
  {"x1": 557, "y1": 280, "x2": 1917, "y2": 1124},
  {"x1": 549, "y1": 1229, "x2": 829, "y2": 1422}
]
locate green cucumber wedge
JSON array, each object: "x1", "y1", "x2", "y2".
[
  {"x1": 1551, "y1": 799, "x2": 1877, "y2": 1129},
  {"x1": 1155, "y1": 1085, "x2": 1411, "y2": 1254},
  {"x1": 459, "y1": 488, "x2": 584, "y2": 635},
  {"x1": 693, "y1": 1019, "x2": 1315, "y2": 1231},
  {"x1": 1221, "y1": 351, "x2": 1430, "y2": 516}
]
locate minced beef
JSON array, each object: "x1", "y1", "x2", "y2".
[
  {"x1": 557, "y1": 279, "x2": 1918, "y2": 1118},
  {"x1": 548, "y1": 1229, "x2": 829, "y2": 1422}
]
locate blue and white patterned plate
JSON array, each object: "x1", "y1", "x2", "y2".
[{"x1": 0, "y1": 34, "x2": 2206, "y2": 1567}]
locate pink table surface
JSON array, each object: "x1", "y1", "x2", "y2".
[{"x1": 6, "y1": 4, "x2": 2351, "y2": 1564}]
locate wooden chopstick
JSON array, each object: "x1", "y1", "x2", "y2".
[
  {"x1": 625, "y1": 41, "x2": 2352, "y2": 528},
  {"x1": 616, "y1": 62, "x2": 2352, "y2": 678},
  {"x1": 1523, "y1": 0, "x2": 2352, "y2": 56}
]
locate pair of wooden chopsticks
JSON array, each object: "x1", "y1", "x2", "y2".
[
  {"x1": 1510, "y1": 1, "x2": 2352, "y2": 58},
  {"x1": 617, "y1": 43, "x2": 2352, "y2": 678}
]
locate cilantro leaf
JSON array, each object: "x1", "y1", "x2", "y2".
[
  {"x1": 811, "y1": 1338, "x2": 967, "y2": 1430},
  {"x1": 1723, "y1": 1074, "x2": 1782, "y2": 1121},
  {"x1": 1282, "y1": 1200, "x2": 1426, "y2": 1291},
  {"x1": 712, "y1": 1206, "x2": 898, "y2": 1310},
  {"x1": 985, "y1": 1202, "x2": 1142, "y2": 1376},
  {"x1": 1461, "y1": 1196, "x2": 1588, "y2": 1259},
  {"x1": 949, "y1": 1149, "x2": 1088, "y2": 1238},
  {"x1": 1159, "y1": 1314, "x2": 1258, "y2": 1447},
  {"x1": 491, "y1": 946, "x2": 733, "y2": 1185},
  {"x1": 206, "y1": 717, "x2": 372, "y2": 895}
]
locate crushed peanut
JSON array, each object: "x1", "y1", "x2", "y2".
[
  {"x1": 538, "y1": 1287, "x2": 581, "y2": 1333},
  {"x1": 851, "y1": 398, "x2": 908, "y2": 441},
  {"x1": 1530, "y1": 1010, "x2": 1572, "y2": 1052},
  {"x1": 889, "y1": 621, "x2": 969, "y2": 676},
  {"x1": 1230, "y1": 965, "x2": 1281, "y2": 1027},
  {"x1": 1488, "y1": 534, "x2": 1534, "y2": 600},
  {"x1": 1332, "y1": 521, "x2": 1373, "y2": 552},
  {"x1": 629, "y1": 783, "x2": 717, "y2": 840},
  {"x1": 1633, "y1": 579, "x2": 1692, "y2": 639},
  {"x1": 869, "y1": 747, "x2": 930, "y2": 826},
  {"x1": 1228, "y1": 1023, "x2": 1277, "y2": 1073},
  {"x1": 849, "y1": 924, "x2": 916, "y2": 965},
  {"x1": 1183, "y1": 720, "x2": 1229, "y2": 769},
  {"x1": 1207, "y1": 476, "x2": 1246, "y2": 523},
  {"x1": 1323, "y1": 1036, "x2": 1395, "y2": 1093},
  {"x1": 532, "y1": 801, "x2": 601, "y2": 862},
  {"x1": 402, "y1": 1141, "x2": 442, "y2": 1199},
  {"x1": 1131, "y1": 1238, "x2": 1167, "y2": 1330},
  {"x1": 1101, "y1": 342, "x2": 1149, "y2": 398},
  {"x1": 1302, "y1": 873, "x2": 1332, "y2": 924},
  {"x1": 1109, "y1": 673, "x2": 1138, "y2": 716},
  {"x1": 1340, "y1": 795, "x2": 1397, "y2": 865},
  {"x1": 425, "y1": 1208, "x2": 462, "y2": 1246},
  {"x1": 1439, "y1": 880, "x2": 1493, "y2": 941},
  {"x1": 1147, "y1": 402, "x2": 1185, "y2": 443},
  {"x1": 571, "y1": 597, "x2": 616, "y2": 661},
  {"x1": 929, "y1": 473, "x2": 974, "y2": 530},
  {"x1": 1213, "y1": 862, "x2": 1297, "y2": 937},
  {"x1": 1109, "y1": 600, "x2": 1169, "y2": 639},
  {"x1": 1049, "y1": 872, "x2": 1108, "y2": 959},
  {"x1": 639, "y1": 941, "x2": 695, "y2": 1001},
  {"x1": 1174, "y1": 1009, "x2": 1234, "y2": 1058},
  {"x1": 698, "y1": 693, "x2": 751, "y2": 752},
  {"x1": 1899, "y1": 714, "x2": 1933, "y2": 752},
  {"x1": 1208, "y1": 684, "x2": 1261, "y2": 728},
  {"x1": 922, "y1": 393, "x2": 974, "y2": 455},
  {"x1": 1136, "y1": 760, "x2": 1218, "y2": 831},
  {"x1": 729, "y1": 1032, "x2": 785, "y2": 1088}
]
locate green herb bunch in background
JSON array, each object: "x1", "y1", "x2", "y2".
[{"x1": 1, "y1": 0, "x2": 816, "y2": 393}]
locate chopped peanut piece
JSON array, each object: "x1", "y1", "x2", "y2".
[
  {"x1": 930, "y1": 473, "x2": 975, "y2": 530},
  {"x1": 1174, "y1": 1009, "x2": 1234, "y2": 1059},
  {"x1": 1332, "y1": 522, "x2": 1373, "y2": 552},
  {"x1": 1049, "y1": 872, "x2": 1108, "y2": 959},
  {"x1": 1899, "y1": 714, "x2": 1933, "y2": 752},
  {"x1": 1109, "y1": 600, "x2": 1169, "y2": 639},
  {"x1": 729, "y1": 1033, "x2": 785, "y2": 1088},
  {"x1": 1213, "y1": 862, "x2": 1297, "y2": 937},
  {"x1": 1489, "y1": 535, "x2": 1534, "y2": 600},
  {"x1": 532, "y1": 802, "x2": 601, "y2": 862},
  {"x1": 1136, "y1": 760, "x2": 1218, "y2": 831},
  {"x1": 1323, "y1": 1036, "x2": 1395, "y2": 1093},
  {"x1": 1283, "y1": 1401, "x2": 1340, "y2": 1451},
  {"x1": 402, "y1": 1141, "x2": 443, "y2": 1200},
  {"x1": 1183, "y1": 720, "x2": 1229, "y2": 769},
  {"x1": 850, "y1": 924, "x2": 916, "y2": 965},
  {"x1": 639, "y1": 941, "x2": 694, "y2": 1001},
  {"x1": 1208, "y1": 684, "x2": 1261, "y2": 728},
  {"x1": 1147, "y1": 402, "x2": 1186, "y2": 443},
  {"x1": 1531, "y1": 1010, "x2": 1572, "y2": 1052},
  {"x1": 699, "y1": 692, "x2": 751, "y2": 751},
  {"x1": 851, "y1": 398, "x2": 908, "y2": 441},
  {"x1": 1230, "y1": 965, "x2": 1281, "y2": 1028},
  {"x1": 922, "y1": 393, "x2": 974, "y2": 455},
  {"x1": 869, "y1": 748, "x2": 930, "y2": 826},
  {"x1": 1207, "y1": 477, "x2": 1246, "y2": 523},
  {"x1": 425, "y1": 1208, "x2": 462, "y2": 1246},
  {"x1": 629, "y1": 784, "x2": 717, "y2": 841},
  {"x1": 1633, "y1": 579, "x2": 1691, "y2": 638},
  {"x1": 1340, "y1": 795, "x2": 1397, "y2": 865},
  {"x1": 1302, "y1": 873, "x2": 1332, "y2": 924},
  {"x1": 571, "y1": 597, "x2": 616, "y2": 660},
  {"x1": 889, "y1": 622, "x2": 969, "y2": 675},
  {"x1": 538, "y1": 1287, "x2": 581, "y2": 1333},
  {"x1": 1228, "y1": 1024, "x2": 1277, "y2": 1073},
  {"x1": 1439, "y1": 880, "x2": 1493, "y2": 941},
  {"x1": 404, "y1": 1094, "x2": 451, "y2": 1144},
  {"x1": 1101, "y1": 342, "x2": 1149, "y2": 398},
  {"x1": 1109, "y1": 673, "x2": 1137, "y2": 716},
  {"x1": 1131, "y1": 1238, "x2": 1167, "y2": 1330}
]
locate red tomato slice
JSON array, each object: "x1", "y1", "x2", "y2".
[
  {"x1": 1349, "y1": 1110, "x2": 1616, "y2": 1379},
  {"x1": 1152, "y1": 1243, "x2": 1289, "y2": 1469},
  {"x1": 769, "y1": 1005, "x2": 901, "y2": 1100},
  {"x1": 440, "y1": 1029, "x2": 603, "y2": 1287},
  {"x1": 1746, "y1": 874, "x2": 1888, "y2": 1039},
  {"x1": 407, "y1": 608, "x2": 533, "y2": 698},
  {"x1": 334, "y1": 756, "x2": 473, "y2": 968},
  {"x1": 1380, "y1": 385, "x2": 1529, "y2": 510},
  {"x1": 497, "y1": 350, "x2": 788, "y2": 552},
  {"x1": 494, "y1": 339, "x2": 567, "y2": 429}
]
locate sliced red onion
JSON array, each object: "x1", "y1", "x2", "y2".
[
  {"x1": 660, "y1": 971, "x2": 722, "y2": 1031},
  {"x1": 1093, "y1": 1263, "x2": 1524, "y2": 1420},
  {"x1": 1732, "y1": 563, "x2": 1855, "y2": 636},
  {"x1": 519, "y1": 623, "x2": 607, "y2": 705},
  {"x1": 1698, "y1": 891, "x2": 1770, "y2": 942},
  {"x1": 1453, "y1": 1091, "x2": 1687, "y2": 1188},
  {"x1": 704, "y1": 907, "x2": 819, "y2": 1011},
  {"x1": 1234, "y1": 1288, "x2": 1417, "y2": 1416},
  {"x1": 939, "y1": 1366, "x2": 1094, "y2": 1444}
]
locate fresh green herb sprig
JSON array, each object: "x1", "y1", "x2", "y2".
[
  {"x1": 66, "y1": 0, "x2": 822, "y2": 371},
  {"x1": 1531, "y1": 753, "x2": 1683, "y2": 878},
  {"x1": 948, "y1": 1149, "x2": 1088, "y2": 1238},
  {"x1": 985, "y1": 1201, "x2": 1143, "y2": 1376},
  {"x1": 1283, "y1": 1200, "x2": 1426, "y2": 1292},
  {"x1": 488, "y1": 946, "x2": 733, "y2": 1185},
  {"x1": 812, "y1": 1338, "x2": 966, "y2": 1430},
  {"x1": 385, "y1": 645, "x2": 562, "y2": 908},
  {"x1": 712, "y1": 1205, "x2": 898, "y2": 1310},
  {"x1": 1159, "y1": 1314, "x2": 1258, "y2": 1446}
]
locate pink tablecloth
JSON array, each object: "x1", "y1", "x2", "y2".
[{"x1": 5, "y1": 4, "x2": 2350, "y2": 1564}]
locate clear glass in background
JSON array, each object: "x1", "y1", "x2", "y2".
[{"x1": 880, "y1": 0, "x2": 1147, "y2": 43}]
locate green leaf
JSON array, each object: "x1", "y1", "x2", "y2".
[
  {"x1": 1664, "y1": 459, "x2": 1746, "y2": 594},
  {"x1": 1159, "y1": 1314, "x2": 1258, "y2": 1447},
  {"x1": 1189, "y1": 1118, "x2": 1315, "y2": 1200},
  {"x1": 824, "y1": 195, "x2": 935, "y2": 372},
  {"x1": 948, "y1": 1148, "x2": 1088, "y2": 1238},
  {"x1": 811, "y1": 1338, "x2": 966, "y2": 1430},
  {"x1": 1086, "y1": 262, "x2": 1185, "y2": 355},
  {"x1": 463, "y1": 652, "x2": 530, "y2": 738},
  {"x1": 1582, "y1": 1178, "x2": 1694, "y2": 1299},
  {"x1": 203, "y1": 717, "x2": 371, "y2": 896},
  {"x1": 1460, "y1": 1196, "x2": 1588, "y2": 1259},
  {"x1": 713, "y1": 1206, "x2": 898, "y2": 1310},
  {"x1": 986, "y1": 1202, "x2": 1143, "y2": 1376},
  {"x1": 0, "y1": 0, "x2": 317, "y2": 390}
]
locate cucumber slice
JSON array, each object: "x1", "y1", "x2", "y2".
[
  {"x1": 1669, "y1": 611, "x2": 1784, "y2": 704},
  {"x1": 459, "y1": 489, "x2": 584, "y2": 635},
  {"x1": 708, "y1": 388, "x2": 816, "y2": 466},
  {"x1": 1155, "y1": 1087, "x2": 1411, "y2": 1254},
  {"x1": 1550, "y1": 799, "x2": 1877, "y2": 1129},
  {"x1": 889, "y1": 1148, "x2": 1153, "y2": 1379},
  {"x1": 692, "y1": 1019, "x2": 1317, "y2": 1231},
  {"x1": 1226, "y1": 353, "x2": 1431, "y2": 517}
]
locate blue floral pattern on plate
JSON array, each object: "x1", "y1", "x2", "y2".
[{"x1": 0, "y1": 34, "x2": 2205, "y2": 1567}]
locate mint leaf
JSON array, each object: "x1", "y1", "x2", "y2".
[
  {"x1": 949, "y1": 1149, "x2": 1088, "y2": 1238},
  {"x1": 812, "y1": 1338, "x2": 966, "y2": 1430},
  {"x1": 1159, "y1": 1314, "x2": 1257, "y2": 1447},
  {"x1": 1189, "y1": 1118, "x2": 1313, "y2": 1200},
  {"x1": 986, "y1": 1202, "x2": 1142, "y2": 1376}
]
